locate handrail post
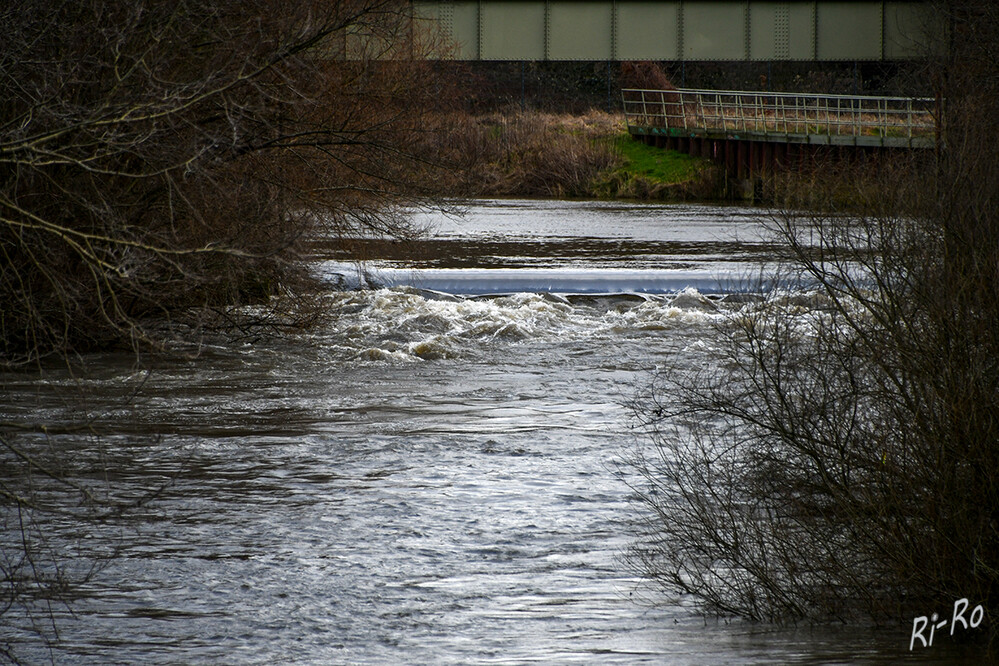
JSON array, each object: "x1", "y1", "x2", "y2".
[{"x1": 826, "y1": 95, "x2": 832, "y2": 136}]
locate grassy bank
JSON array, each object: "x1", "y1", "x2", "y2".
[
  {"x1": 446, "y1": 111, "x2": 724, "y2": 200},
  {"x1": 593, "y1": 135, "x2": 725, "y2": 199}
]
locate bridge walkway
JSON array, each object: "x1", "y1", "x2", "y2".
[{"x1": 622, "y1": 88, "x2": 938, "y2": 188}]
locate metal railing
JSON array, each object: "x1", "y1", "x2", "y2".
[{"x1": 622, "y1": 88, "x2": 937, "y2": 145}]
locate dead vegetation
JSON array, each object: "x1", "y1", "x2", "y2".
[
  {"x1": 0, "y1": 0, "x2": 454, "y2": 368},
  {"x1": 629, "y1": 0, "x2": 999, "y2": 642},
  {"x1": 441, "y1": 111, "x2": 622, "y2": 198}
]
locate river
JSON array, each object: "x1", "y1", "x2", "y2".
[{"x1": 0, "y1": 200, "x2": 973, "y2": 663}]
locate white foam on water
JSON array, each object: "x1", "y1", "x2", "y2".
[{"x1": 322, "y1": 286, "x2": 737, "y2": 363}]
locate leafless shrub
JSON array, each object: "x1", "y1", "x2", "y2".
[{"x1": 630, "y1": 0, "x2": 999, "y2": 638}]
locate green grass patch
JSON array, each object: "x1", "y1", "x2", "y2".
[
  {"x1": 612, "y1": 135, "x2": 707, "y2": 184},
  {"x1": 588, "y1": 134, "x2": 723, "y2": 200}
]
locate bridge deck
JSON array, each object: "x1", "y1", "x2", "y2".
[{"x1": 623, "y1": 88, "x2": 938, "y2": 149}]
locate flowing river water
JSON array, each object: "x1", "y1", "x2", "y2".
[{"x1": 1, "y1": 200, "x2": 975, "y2": 663}]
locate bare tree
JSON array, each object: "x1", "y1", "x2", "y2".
[{"x1": 0, "y1": 0, "x2": 452, "y2": 367}]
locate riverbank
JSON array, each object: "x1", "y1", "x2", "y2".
[
  {"x1": 445, "y1": 111, "x2": 726, "y2": 201},
  {"x1": 443, "y1": 109, "x2": 938, "y2": 208}
]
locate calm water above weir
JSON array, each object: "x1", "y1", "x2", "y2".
[{"x1": 1, "y1": 200, "x2": 972, "y2": 663}]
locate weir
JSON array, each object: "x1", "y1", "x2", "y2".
[{"x1": 622, "y1": 87, "x2": 938, "y2": 193}]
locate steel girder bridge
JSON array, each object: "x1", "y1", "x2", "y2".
[{"x1": 414, "y1": 1, "x2": 938, "y2": 62}]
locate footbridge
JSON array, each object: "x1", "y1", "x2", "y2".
[
  {"x1": 415, "y1": 1, "x2": 937, "y2": 61},
  {"x1": 623, "y1": 87, "x2": 937, "y2": 189}
]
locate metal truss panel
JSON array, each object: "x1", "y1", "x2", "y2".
[
  {"x1": 615, "y1": 2, "x2": 681, "y2": 60},
  {"x1": 683, "y1": 2, "x2": 748, "y2": 60},
  {"x1": 750, "y1": 2, "x2": 784, "y2": 60},
  {"x1": 414, "y1": 1, "x2": 481, "y2": 58},
  {"x1": 816, "y1": 2, "x2": 884, "y2": 60},
  {"x1": 480, "y1": 1, "x2": 546, "y2": 60},
  {"x1": 451, "y1": 2, "x2": 482, "y2": 58},
  {"x1": 549, "y1": 2, "x2": 615, "y2": 59},
  {"x1": 787, "y1": 2, "x2": 817, "y2": 59}
]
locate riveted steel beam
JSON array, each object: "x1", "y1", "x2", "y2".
[{"x1": 413, "y1": 0, "x2": 939, "y2": 61}]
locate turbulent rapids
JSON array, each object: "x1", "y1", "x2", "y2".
[
  {"x1": 315, "y1": 199, "x2": 779, "y2": 362},
  {"x1": 322, "y1": 286, "x2": 731, "y2": 362}
]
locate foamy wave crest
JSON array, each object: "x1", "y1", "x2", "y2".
[{"x1": 324, "y1": 287, "x2": 733, "y2": 362}]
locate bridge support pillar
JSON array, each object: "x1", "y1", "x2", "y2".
[{"x1": 774, "y1": 142, "x2": 787, "y2": 171}]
